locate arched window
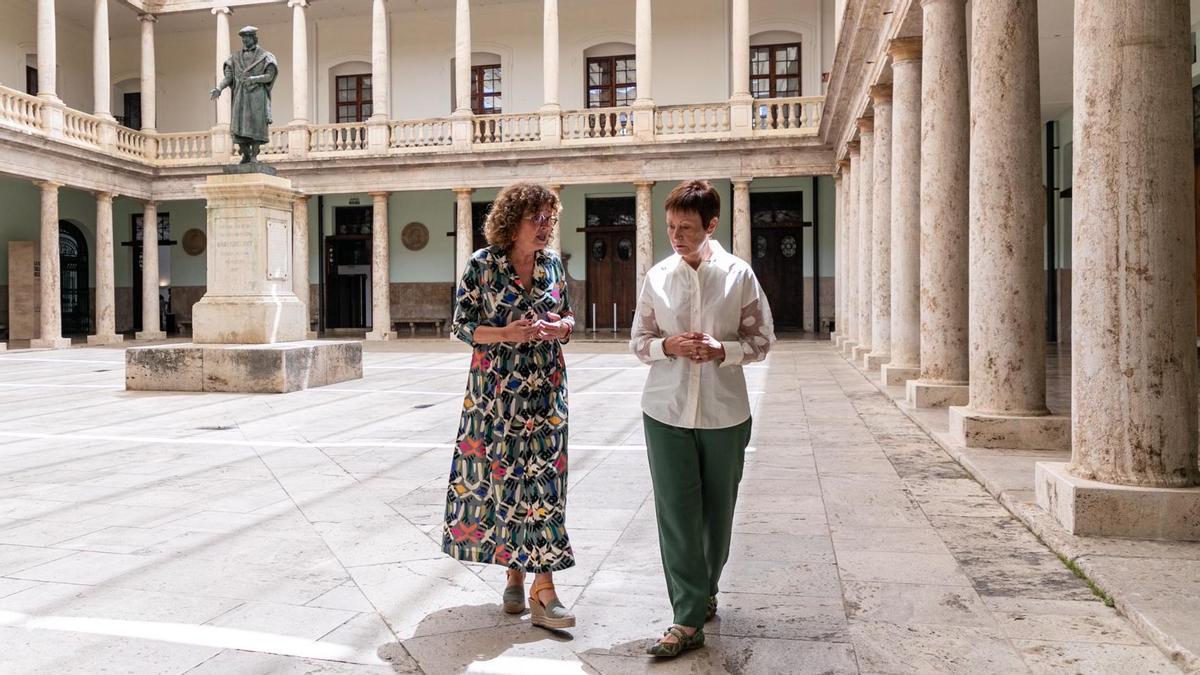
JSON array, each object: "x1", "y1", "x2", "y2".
[
  {"x1": 750, "y1": 31, "x2": 802, "y2": 99},
  {"x1": 329, "y1": 61, "x2": 372, "y2": 123},
  {"x1": 584, "y1": 42, "x2": 636, "y2": 108}
]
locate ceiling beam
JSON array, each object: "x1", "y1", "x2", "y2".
[{"x1": 118, "y1": 0, "x2": 286, "y2": 15}]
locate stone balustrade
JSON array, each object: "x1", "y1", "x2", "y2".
[{"x1": 0, "y1": 83, "x2": 824, "y2": 167}]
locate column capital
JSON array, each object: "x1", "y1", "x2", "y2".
[
  {"x1": 294, "y1": 193, "x2": 311, "y2": 204},
  {"x1": 869, "y1": 83, "x2": 893, "y2": 103},
  {"x1": 731, "y1": 177, "x2": 753, "y2": 187},
  {"x1": 888, "y1": 36, "x2": 923, "y2": 62},
  {"x1": 141, "y1": 198, "x2": 158, "y2": 207},
  {"x1": 452, "y1": 186, "x2": 475, "y2": 196},
  {"x1": 211, "y1": 5, "x2": 232, "y2": 15},
  {"x1": 94, "y1": 190, "x2": 115, "y2": 201},
  {"x1": 368, "y1": 191, "x2": 390, "y2": 199},
  {"x1": 286, "y1": 0, "x2": 308, "y2": 7},
  {"x1": 846, "y1": 141, "x2": 860, "y2": 156},
  {"x1": 919, "y1": 0, "x2": 968, "y2": 7},
  {"x1": 32, "y1": 180, "x2": 62, "y2": 191},
  {"x1": 837, "y1": 159, "x2": 850, "y2": 172},
  {"x1": 856, "y1": 116, "x2": 874, "y2": 133},
  {"x1": 138, "y1": 12, "x2": 157, "y2": 24},
  {"x1": 632, "y1": 180, "x2": 655, "y2": 188}
]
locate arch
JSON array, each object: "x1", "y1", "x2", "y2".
[
  {"x1": 328, "y1": 59, "x2": 373, "y2": 123},
  {"x1": 58, "y1": 220, "x2": 90, "y2": 335},
  {"x1": 449, "y1": 45, "x2": 512, "y2": 114},
  {"x1": 583, "y1": 41, "x2": 635, "y2": 59}
]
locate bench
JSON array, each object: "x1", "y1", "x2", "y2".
[{"x1": 393, "y1": 318, "x2": 446, "y2": 336}]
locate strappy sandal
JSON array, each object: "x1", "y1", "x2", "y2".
[
  {"x1": 705, "y1": 595, "x2": 718, "y2": 622},
  {"x1": 647, "y1": 625, "x2": 705, "y2": 658},
  {"x1": 528, "y1": 578, "x2": 575, "y2": 629},
  {"x1": 503, "y1": 571, "x2": 525, "y2": 614}
]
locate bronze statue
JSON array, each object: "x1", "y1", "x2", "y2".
[{"x1": 210, "y1": 26, "x2": 278, "y2": 165}]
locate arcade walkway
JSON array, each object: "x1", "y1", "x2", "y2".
[{"x1": 0, "y1": 342, "x2": 1180, "y2": 673}]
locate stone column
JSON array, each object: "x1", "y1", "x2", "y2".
[
  {"x1": 454, "y1": 187, "x2": 475, "y2": 281},
  {"x1": 88, "y1": 192, "x2": 122, "y2": 345},
  {"x1": 906, "y1": 0, "x2": 969, "y2": 409},
  {"x1": 539, "y1": 0, "x2": 562, "y2": 145},
  {"x1": 632, "y1": 0, "x2": 654, "y2": 139},
  {"x1": 840, "y1": 142, "x2": 860, "y2": 356},
  {"x1": 1037, "y1": 0, "x2": 1200, "y2": 540},
  {"x1": 832, "y1": 163, "x2": 847, "y2": 344},
  {"x1": 864, "y1": 85, "x2": 893, "y2": 371},
  {"x1": 290, "y1": 0, "x2": 309, "y2": 124},
  {"x1": 366, "y1": 192, "x2": 393, "y2": 340},
  {"x1": 36, "y1": 0, "x2": 58, "y2": 101},
  {"x1": 370, "y1": 0, "x2": 389, "y2": 120},
  {"x1": 547, "y1": 184, "x2": 563, "y2": 252},
  {"x1": 31, "y1": 181, "x2": 69, "y2": 349},
  {"x1": 850, "y1": 118, "x2": 874, "y2": 364},
  {"x1": 882, "y1": 38, "x2": 922, "y2": 386},
  {"x1": 949, "y1": 0, "x2": 1068, "y2": 451},
  {"x1": 136, "y1": 201, "x2": 166, "y2": 341},
  {"x1": 213, "y1": 7, "x2": 232, "y2": 128},
  {"x1": 729, "y1": 0, "x2": 753, "y2": 136},
  {"x1": 292, "y1": 194, "x2": 314, "y2": 338},
  {"x1": 634, "y1": 180, "x2": 655, "y2": 293},
  {"x1": 93, "y1": 0, "x2": 112, "y2": 118},
  {"x1": 731, "y1": 178, "x2": 752, "y2": 262},
  {"x1": 454, "y1": 0, "x2": 472, "y2": 115},
  {"x1": 139, "y1": 13, "x2": 156, "y2": 132}
]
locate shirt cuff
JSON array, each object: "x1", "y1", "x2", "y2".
[
  {"x1": 649, "y1": 338, "x2": 669, "y2": 361},
  {"x1": 719, "y1": 340, "x2": 744, "y2": 367}
]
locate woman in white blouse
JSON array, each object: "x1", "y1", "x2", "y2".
[{"x1": 630, "y1": 179, "x2": 775, "y2": 658}]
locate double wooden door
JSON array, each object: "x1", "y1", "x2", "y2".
[
  {"x1": 585, "y1": 226, "x2": 637, "y2": 330},
  {"x1": 323, "y1": 207, "x2": 372, "y2": 330}
]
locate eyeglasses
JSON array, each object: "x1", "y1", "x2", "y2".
[{"x1": 528, "y1": 213, "x2": 559, "y2": 226}]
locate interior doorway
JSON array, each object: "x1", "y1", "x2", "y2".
[
  {"x1": 128, "y1": 211, "x2": 173, "y2": 333},
  {"x1": 323, "y1": 206, "x2": 372, "y2": 330},
  {"x1": 584, "y1": 196, "x2": 637, "y2": 330},
  {"x1": 58, "y1": 221, "x2": 89, "y2": 336},
  {"x1": 750, "y1": 191, "x2": 805, "y2": 329}
]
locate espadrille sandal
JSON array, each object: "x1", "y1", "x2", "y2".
[
  {"x1": 502, "y1": 573, "x2": 525, "y2": 614},
  {"x1": 647, "y1": 626, "x2": 705, "y2": 658},
  {"x1": 528, "y1": 578, "x2": 575, "y2": 629},
  {"x1": 705, "y1": 595, "x2": 718, "y2": 622}
]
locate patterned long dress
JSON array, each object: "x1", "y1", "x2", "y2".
[{"x1": 442, "y1": 246, "x2": 575, "y2": 573}]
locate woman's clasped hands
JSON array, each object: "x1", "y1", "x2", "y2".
[
  {"x1": 502, "y1": 312, "x2": 570, "y2": 343},
  {"x1": 664, "y1": 332, "x2": 725, "y2": 364}
]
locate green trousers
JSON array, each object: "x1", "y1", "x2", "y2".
[{"x1": 643, "y1": 413, "x2": 752, "y2": 628}]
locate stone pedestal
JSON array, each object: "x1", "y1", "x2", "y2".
[
  {"x1": 127, "y1": 173, "x2": 361, "y2": 393},
  {"x1": 949, "y1": 406, "x2": 1069, "y2": 451},
  {"x1": 863, "y1": 353, "x2": 888, "y2": 371},
  {"x1": 906, "y1": 380, "x2": 968, "y2": 409},
  {"x1": 1036, "y1": 462, "x2": 1200, "y2": 541},
  {"x1": 881, "y1": 365, "x2": 919, "y2": 387}
]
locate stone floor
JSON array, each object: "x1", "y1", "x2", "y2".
[{"x1": 0, "y1": 341, "x2": 1182, "y2": 674}]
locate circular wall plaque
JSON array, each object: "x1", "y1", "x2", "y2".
[
  {"x1": 401, "y1": 222, "x2": 429, "y2": 251},
  {"x1": 182, "y1": 228, "x2": 207, "y2": 256}
]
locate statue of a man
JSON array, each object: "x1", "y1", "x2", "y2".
[{"x1": 209, "y1": 26, "x2": 278, "y2": 165}]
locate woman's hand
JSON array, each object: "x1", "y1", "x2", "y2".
[
  {"x1": 666, "y1": 332, "x2": 725, "y2": 363},
  {"x1": 533, "y1": 312, "x2": 570, "y2": 341},
  {"x1": 502, "y1": 318, "x2": 539, "y2": 343}
]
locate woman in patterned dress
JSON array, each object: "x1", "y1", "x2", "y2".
[{"x1": 442, "y1": 182, "x2": 577, "y2": 630}]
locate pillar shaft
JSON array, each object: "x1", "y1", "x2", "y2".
[
  {"x1": 36, "y1": 0, "x2": 57, "y2": 100},
  {"x1": 855, "y1": 120, "x2": 874, "y2": 353},
  {"x1": 371, "y1": 0, "x2": 389, "y2": 120},
  {"x1": 845, "y1": 144, "x2": 860, "y2": 344},
  {"x1": 93, "y1": 0, "x2": 111, "y2": 117},
  {"x1": 731, "y1": 0, "x2": 750, "y2": 98},
  {"x1": 368, "y1": 192, "x2": 391, "y2": 339},
  {"x1": 454, "y1": 187, "x2": 474, "y2": 280},
  {"x1": 634, "y1": 0, "x2": 653, "y2": 104},
  {"x1": 833, "y1": 167, "x2": 847, "y2": 339},
  {"x1": 139, "y1": 14, "x2": 156, "y2": 132},
  {"x1": 290, "y1": 0, "x2": 309, "y2": 123},
  {"x1": 213, "y1": 7, "x2": 231, "y2": 126},
  {"x1": 634, "y1": 180, "x2": 655, "y2": 294},
  {"x1": 888, "y1": 38, "x2": 922, "y2": 369},
  {"x1": 917, "y1": 0, "x2": 968, "y2": 384},
  {"x1": 869, "y1": 87, "x2": 893, "y2": 361},
  {"x1": 292, "y1": 195, "x2": 311, "y2": 333},
  {"x1": 137, "y1": 201, "x2": 163, "y2": 339},
  {"x1": 731, "y1": 179, "x2": 751, "y2": 262},
  {"x1": 37, "y1": 182, "x2": 62, "y2": 342},
  {"x1": 454, "y1": 0, "x2": 472, "y2": 114},
  {"x1": 547, "y1": 184, "x2": 563, "y2": 251},
  {"x1": 967, "y1": 0, "x2": 1046, "y2": 416},
  {"x1": 542, "y1": 0, "x2": 559, "y2": 108},
  {"x1": 94, "y1": 192, "x2": 117, "y2": 338},
  {"x1": 1070, "y1": 0, "x2": 1198, "y2": 487}
]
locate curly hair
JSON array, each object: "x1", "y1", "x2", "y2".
[{"x1": 483, "y1": 182, "x2": 562, "y2": 251}]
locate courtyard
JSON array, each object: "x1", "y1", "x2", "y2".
[{"x1": 0, "y1": 341, "x2": 1182, "y2": 674}]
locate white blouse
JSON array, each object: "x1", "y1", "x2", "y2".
[{"x1": 630, "y1": 240, "x2": 776, "y2": 429}]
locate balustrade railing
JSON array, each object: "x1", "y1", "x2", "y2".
[
  {"x1": 158, "y1": 131, "x2": 212, "y2": 162},
  {"x1": 63, "y1": 109, "x2": 101, "y2": 146},
  {"x1": 655, "y1": 104, "x2": 731, "y2": 137},
  {"x1": 390, "y1": 118, "x2": 453, "y2": 149},
  {"x1": 562, "y1": 107, "x2": 634, "y2": 140},
  {"x1": 752, "y1": 96, "x2": 823, "y2": 134},
  {"x1": 473, "y1": 113, "x2": 540, "y2": 145},
  {"x1": 309, "y1": 122, "x2": 368, "y2": 153},
  {"x1": 0, "y1": 87, "x2": 44, "y2": 132},
  {"x1": 115, "y1": 127, "x2": 148, "y2": 159},
  {"x1": 261, "y1": 127, "x2": 289, "y2": 156}
]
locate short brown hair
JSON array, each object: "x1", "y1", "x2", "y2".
[
  {"x1": 483, "y1": 182, "x2": 561, "y2": 251},
  {"x1": 664, "y1": 179, "x2": 720, "y2": 228}
]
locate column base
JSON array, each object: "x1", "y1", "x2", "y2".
[
  {"x1": 863, "y1": 352, "x2": 889, "y2": 371},
  {"x1": 135, "y1": 331, "x2": 168, "y2": 342},
  {"x1": 30, "y1": 337, "x2": 71, "y2": 349},
  {"x1": 905, "y1": 379, "x2": 969, "y2": 408},
  {"x1": 880, "y1": 364, "x2": 919, "y2": 387},
  {"x1": 851, "y1": 345, "x2": 872, "y2": 363},
  {"x1": 840, "y1": 340, "x2": 858, "y2": 356},
  {"x1": 87, "y1": 334, "x2": 125, "y2": 346},
  {"x1": 306, "y1": 331, "x2": 319, "y2": 340},
  {"x1": 830, "y1": 331, "x2": 839, "y2": 343},
  {"x1": 365, "y1": 330, "x2": 394, "y2": 341},
  {"x1": 125, "y1": 340, "x2": 363, "y2": 394},
  {"x1": 948, "y1": 406, "x2": 1070, "y2": 451},
  {"x1": 0, "y1": 342, "x2": 6, "y2": 351},
  {"x1": 1036, "y1": 462, "x2": 1200, "y2": 541}
]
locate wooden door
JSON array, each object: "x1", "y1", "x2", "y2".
[
  {"x1": 59, "y1": 221, "x2": 89, "y2": 335},
  {"x1": 751, "y1": 225, "x2": 804, "y2": 329},
  {"x1": 585, "y1": 227, "x2": 637, "y2": 330},
  {"x1": 323, "y1": 236, "x2": 370, "y2": 329}
]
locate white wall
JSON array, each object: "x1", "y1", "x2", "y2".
[{"x1": 0, "y1": 0, "x2": 94, "y2": 112}]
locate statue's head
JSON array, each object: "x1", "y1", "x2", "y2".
[{"x1": 238, "y1": 26, "x2": 259, "y2": 50}]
